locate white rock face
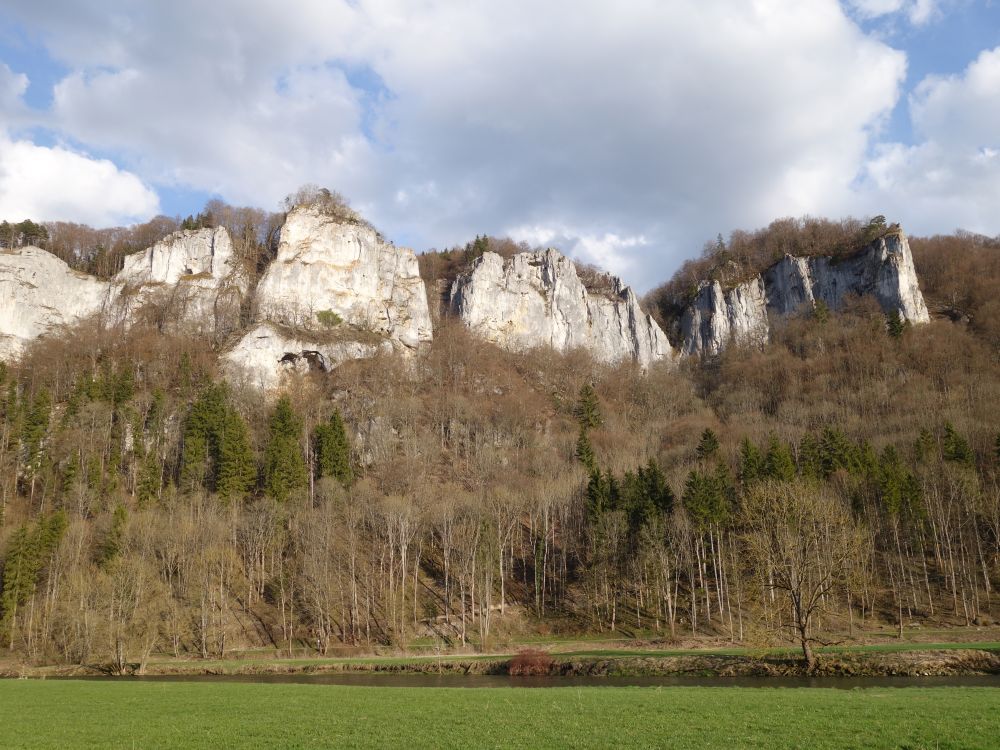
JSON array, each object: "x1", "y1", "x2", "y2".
[
  {"x1": 106, "y1": 227, "x2": 248, "y2": 337},
  {"x1": 223, "y1": 206, "x2": 433, "y2": 389},
  {"x1": 0, "y1": 247, "x2": 108, "y2": 360},
  {"x1": 680, "y1": 278, "x2": 769, "y2": 357},
  {"x1": 680, "y1": 230, "x2": 931, "y2": 356},
  {"x1": 450, "y1": 249, "x2": 673, "y2": 367},
  {"x1": 222, "y1": 322, "x2": 392, "y2": 391},
  {"x1": 254, "y1": 206, "x2": 432, "y2": 348}
]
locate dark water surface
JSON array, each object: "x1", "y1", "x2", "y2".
[{"x1": 47, "y1": 673, "x2": 1000, "y2": 689}]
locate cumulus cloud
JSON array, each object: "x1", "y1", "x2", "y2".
[
  {"x1": 0, "y1": 62, "x2": 29, "y2": 121},
  {"x1": 0, "y1": 132, "x2": 159, "y2": 225},
  {"x1": 846, "y1": 0, "x2": 938, "y2": 25},
  {"x1": 1, "y1": 0, "x2": 911, "y2": 286},
  {"x1": 857, "y1": 46, "x2": 1000, "y2": 236}
]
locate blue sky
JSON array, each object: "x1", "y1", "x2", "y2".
[{"x1": 0, "y1": 1, "x2": 998, "y2": 288}]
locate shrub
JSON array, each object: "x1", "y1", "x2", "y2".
[
  {"x1": 317, "y1": 310, "x2": 343, "y2": 329},
  {"x1": 508, "y1": 649, "x2": 555, "y2": 676}
]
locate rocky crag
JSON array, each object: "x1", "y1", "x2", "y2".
[
  {"x1": 680, "y1": 230, "x2": 930, "y2": 356},
  {"x1": 222, "y1": 205, "x2": 433, "y2": 390},
  {"x1": 450, "y1": 248, "x2": 673, "y2": 368},
  {"x1": 1, "y1": 215, "x2": 932, "y2": 386},
  {"x1": 105, "y1": 226, "x2": 249, "y2": 339},
  {"x1": 0, "y1": 247, "x2": 109, "y2": 360}
]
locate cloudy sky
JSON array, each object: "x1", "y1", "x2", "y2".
[{"x1": 0, "y1": 1, "x2": 998, "y2": 288}]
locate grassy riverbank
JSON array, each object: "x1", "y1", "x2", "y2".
[
  {"x1": 4, "y1": 639, "x2": 1000, "y2": 679},
  {"x1": 1, "y1": 680, "x2": 997, "y2": 748}
]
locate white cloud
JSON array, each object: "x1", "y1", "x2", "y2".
[
  {"x1": 0, "y1": 132, "x2": 159, "y2": 225},
  {"x1": 0, "y1": 62, "x2": 29, "y2": 121},
  {"x1": 846, "y1": 0, "x2": 938, "y2": 24},
  {"x1": 507, "y1": 224, "x2": 648, "y2": 280},
  {"x1": 2, "y1": 0, "x2": 909, "y2": 287},
  {"x1": 857, "y1": 47, "x2": 1000, "y2": 236}
]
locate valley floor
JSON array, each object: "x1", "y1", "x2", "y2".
[
  {"x1": 4, "y1": 630, "x2": 1000, "y2": 679},
  {"x1": 1, "y1": 680, "x2": 997, "y2": 748}
]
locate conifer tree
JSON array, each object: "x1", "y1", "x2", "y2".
[
  {"x1": 585, "y1": 469, "x2": 616, "y2": 521},
  {"x1": 696, "y1": 428, "x2": 720, "y2": 461},
  {"x1": 313, "y1": 409, "x2": 353, "y2": 485},
  {"x1": 575, "y1": 427, "x2": 597, "y2": 473},
  {"x1": 914, "y1": 428, "x2": 936, "y2": 464},
  {"x1": 20, "y1": 388, "x2": 51, "y2": 492},
  {"x1": 942, "y1": 423, "x2": 974, "y2": 466},
  {"x1": 819, "y1": 427, "x2": 856, "y2": 478},
  {"x1": 738, "y1": 437, "x2": 764, "y2": 487},
  {"x1": 763, "y1": 437, "x2": 796, "y2": 482},
  {"x1": 264, "y1": 396, "x2": 308, "y2": 502},
  {"x1": 887, "y1": 310, "x2": 906, "y2": 338},
  {"x1": 797, "y1": 433, "x2": 823, "y2": 480},
  {"x1": 0, "y1": 512, "x2": 67, "y2": 644},
  {"x1": 216, "y1": 408, "x2": 257, "y2": 500},
  {"x1": 97, "y1": 504, "x2": 128, "y2": 568},
  {"x1": 573, "y1": 384, "x2": 602, "y2": 429},
  {"x1": 135, "y1": 453, "x2": 162, "y2": 506}
]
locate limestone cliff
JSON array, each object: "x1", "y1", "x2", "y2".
[
  {"x1": 0, "y1": 247, "x2": 108, "y2": 359},
  {"x1": 223, "y1": 206, "x2": 432, "y2": 388},
  {"x1": 105, "y1": 226, "x2": 248, "y2": 337},
  {"x1": 679, "y1": 230, "x2": 930, "y2": 356},
  {"x1": 449, "y1": 249, "x2": 672, "y2": 367},
  {"x1": 222, "y1": 322, "x2": 392, "y2": 391}
]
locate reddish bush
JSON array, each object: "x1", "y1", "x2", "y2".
[{"x1": 508, "y1": 649, "x2": 555, "y2": 676}]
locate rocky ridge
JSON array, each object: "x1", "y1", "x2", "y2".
[
  {"x1": 449, "y1": 248, "x2": 673, "y2": 368},
  {"x1": 0, "y1": 247, "x2": 109, "y2": 360},
  {"x1": 1, "y1": 216, "x2": 933, "y2": 386},
  {"x1": 679, "y1": 230, "x2": 930, "y2": 356},
  {"x1": 222, "y1": 206, "x2": 433, "y2": 388},
  {"x1": 105, "y1": 226, "x2": 249, "y2": 338}
]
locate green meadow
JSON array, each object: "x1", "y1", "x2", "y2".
[{"x1": 1, "y1": 680, "x2": 997, "y2": 749}]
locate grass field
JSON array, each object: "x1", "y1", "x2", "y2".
[{"x1": 1, "y1": 680, "x2": 998, "y2": 749}]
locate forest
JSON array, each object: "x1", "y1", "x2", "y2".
[{"x1": 0, "y1": 203, "x2": 998, "y2": 672}]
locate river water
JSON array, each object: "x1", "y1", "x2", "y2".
[{"x1": 51, "y1": 673, "x2": 1000, "y2": 689}]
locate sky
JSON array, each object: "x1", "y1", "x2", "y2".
[{"x1": 0, "y1": 0, "x2": 998, "y2": 290}]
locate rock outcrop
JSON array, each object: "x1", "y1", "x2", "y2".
[
  {"x1": 222, "y1": 322, "x2": 392, "y2": 391},
  {"x1": 105, "y1": 227, "x2": 249, "y2": 338},
  {"x1": 0, "y1": 247, "x2": 108, "y2": 359},
  {"x1": 450, "y1": 249, "x2": 672, "y2": 367},
  {"x1": 680, "y1": 230, "x2": 930, "y2": 356},
  {"x1": 223, "y1": 206, "x2": 432, "y2": 388}
]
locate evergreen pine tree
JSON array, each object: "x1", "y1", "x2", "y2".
[
  {"x1": 313, "y1": 409, "x2": 353, "y2": 485},
  {"x1": 696, "y1": 428, "x2": 720, "y2": 461},
  {"x1": 886, "y1": 310, "x2": 906, "y2": 338},
  {"x1": 763, "y1": 437, "x2": 796, "y2": 481},
  {"x1": 216, "y1": 408, "x2": 257, "y2": 500},
  {"x1": 819, "y1": 427, "x2": 856, "y2": 478},
  {"x1": 264, "y1": 396, "x2": 308, "y2": 502},
  {"x1": 20, "y1": 388, "x2": 51, "y2": 487},
  {"x1": 97, "y1": 504, "x2": 128, "y2": 568},
  {"x1": 136, "y1": 453, "x2": 162, "y2": 506},
  {"x1": 640, "y1": 459, "x2": 674, "y2": 515},
  {"x1": 914, "y1": 428, "x2": 936, "y2": 464},
  {"x1": 575, "y1": 427, "x2": 597, "y2": 473},
  {"x1": 573, "y1": 384, "x2": 602, "y2": 429},
  {"x1": 942, "y1": 423, "x2": 974, "y2": 466},
  {"x1": 797, "y1": 433, "x2": 823, "y2": 480},
  {"x1": 585, "y1": 468, "x2": 617, "y2": 521},
  {"x1": 738, "y1": 437, "x2": 764, "y2": 487}
]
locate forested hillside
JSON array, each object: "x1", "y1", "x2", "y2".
[{"x1": 0, "y1": 207, "x2": 997, "y2": 671}]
